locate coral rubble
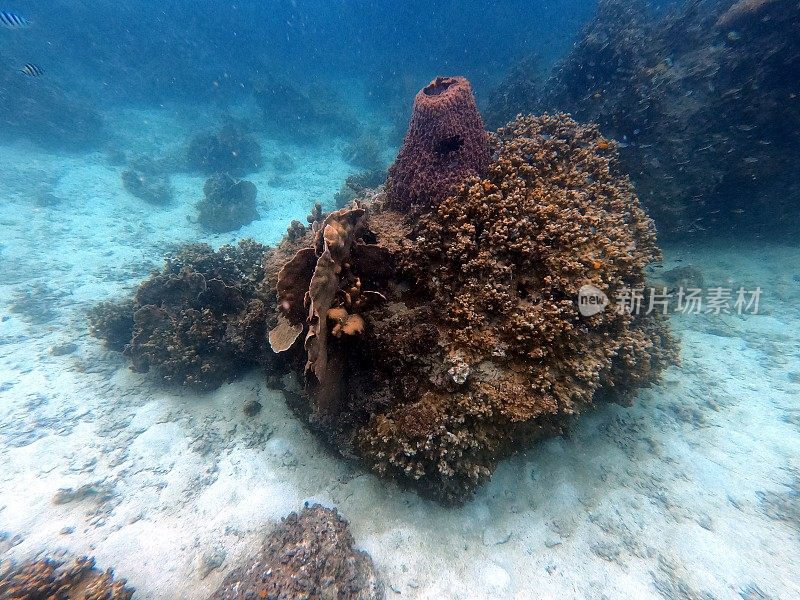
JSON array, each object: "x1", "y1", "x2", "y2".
[
  {"x1": 89, "y1": 240, "x2": 274, "y2": 390},
  {"x1": 266, "y1": 87, "x2": 677, "y2": 502},
  {"x1": 386, "y1": 76, "x2": 490, "y2": 210},
  {"x1": 196, "y1": 173, "x2": 259, "y2": 233},
  {"x1": 0, "y1": 554, "x2": 133, "y2": 599},
  {"x1": 208, "y1": 504, "x2": 382, "y2": 600},
  {"x1": 186, "y1": 123, "x2": 263, "y2": 176}
]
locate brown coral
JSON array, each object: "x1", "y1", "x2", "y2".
[
  {"x1": 269, "y1": 204, "x2": 394, "y2": 422},
  {"x1": 0, "y1": 555, "x2": 133, "y2": 599},
  {"x1": 208, "y1": 504, "x2": 382, "y2": 600},
  {"x1": 350, "y1": 115, "x2": 677, "y2": 502},
  {"x1": 268, "y1": 113, "x2": 677, "y2": 504},
  {"x1": 89, "y1": 240, "x2": 275, "y2": 391},
  {"x1": 386, "y1": 76, "x2": 490, "y2": 210}
]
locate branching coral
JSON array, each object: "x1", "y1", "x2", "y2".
[
  {"x1": 87, "y1": 299, "x2": 135, "y2": 351},
  {"x1": 0, "y1": 555, "x2": 133, "y2": 599},
  {"x1": 89, "y1": 240, "x2": 274, "y2": 390},
  {"x1": 208, "y1": 504, "x2": 382, "y2": 600},
  {"x1": 386, "y1": 76, "x2": 490, "y2": 210}
]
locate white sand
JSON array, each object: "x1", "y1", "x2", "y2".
[{"x1": 1, "y1": 108, "x2": 799, "y2": 599}]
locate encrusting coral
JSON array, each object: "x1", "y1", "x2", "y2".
[
  {"x1": 265, "y1": 78, "x2": 678, "y2": 503},
  {"x1": 386, "y1": 76, "x2": 490, "y2": 210},
  {"x1": 207, "y1": 504, "x2": 382, "y2": 600},
  {"x1": 89, "y1": 240, "x2": 275, "y2": 391},
  {"x1": 0, "y1": 554, "x2": 133, "y2": 599},
  {"x1": 353, "y1": 114, "x2": 676, "y2": 501}
]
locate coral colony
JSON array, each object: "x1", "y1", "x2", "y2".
[{"x1": 92, "y1": 76, "x2": 677, "y2": 504}]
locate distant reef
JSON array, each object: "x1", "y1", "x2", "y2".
[
  {"x1": 196, "y1": 173, "x2": 259, "y2": 233},
  {"x1": 186, "y1": 122, "x2": 263, "y2": 177},
  {"x1": 252, "y1": 74, "x2": 362, "y2": 143},
  {"x1": 485, "y1": 0, "x2": 800, "y2": 239},
  {"x1": 91, "y1": 76, "x2": 676, "y2": 503}
]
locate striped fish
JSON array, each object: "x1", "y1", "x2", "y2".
[
  {"x1": 20, "y1": 63, "x2": 43, "y2": 77},
  {"x1": 0, "y1": 10, "x2": 29, "y2": 28}
]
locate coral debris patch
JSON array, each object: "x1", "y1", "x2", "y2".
[
  {"x1": 208, "y1": 504, "x2": 383, "y2": 600},
  {"x1": 0, "y1": 554, "x2": 133, "y2": 599}
]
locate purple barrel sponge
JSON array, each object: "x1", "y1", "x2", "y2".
[{"x1": 387, "y1": 76, "x2": 491, "y2": 210}]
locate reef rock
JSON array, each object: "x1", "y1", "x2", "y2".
[
  {"x1": 266, "y1": 97, "x2": 677, "y2": 502},
  {"x1": 0, "y1": 554, "x2": 133, "y2": 599},
  {"x1": 208, "y1": 504, "x2": 382, "y2": 600},
  {"x1": 386, "y1": 76, "x2": 490, "y2": 210},
  {"x1": 89, "y1": 240, "x2": 274, "y2": 391},
  {"x1": 197, "y1": 173, "x2": 259, "y2": 233}
]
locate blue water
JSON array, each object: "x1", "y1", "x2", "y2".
[{"x1": 1, "y1": 0, "x2": 799, "y2": 598}]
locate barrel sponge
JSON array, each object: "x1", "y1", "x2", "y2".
[{"x1": 386, "y1": 76, "x2": 490, "y2": 210}]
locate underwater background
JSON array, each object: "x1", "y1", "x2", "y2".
[{"x1": 1, "y1": 0, "x2": 799, "y2": 598}]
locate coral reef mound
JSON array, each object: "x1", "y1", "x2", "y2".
[
  {"x1": 197, "y1": 173, "x2": 259, "y2": 233},
  {"x1": 0, "y1": 554, "x2": 133, "y2": 599},
  {"x1": 386, "y1": 76, "x2": 490, "y2": 210},
  {"x1": 208, "y1": 504, "x2": 383, "y2": 600},
  {"x1": 186, "y1": 123, "x2": 263, "y2": 176},
  {"x1": 89, "y1": 240, "x2": 274, "y2": 391},
  {"x1": 266, "y1": 113, "x2": 677, "y2": 503}
]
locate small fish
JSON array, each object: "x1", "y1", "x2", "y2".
[
  {"x1": 0, "y1": 10, "x2": 29, "y2": 28},
  {"x1": 19, "y1": 63, "x2": 43, "y2": 77},
  {"x1": 727, "y1": 31, "x2": 742, "y2": 42}
]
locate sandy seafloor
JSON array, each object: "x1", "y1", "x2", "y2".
[{"x1": 0, "y1": 106, "x2": 799, "y2": 600}]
